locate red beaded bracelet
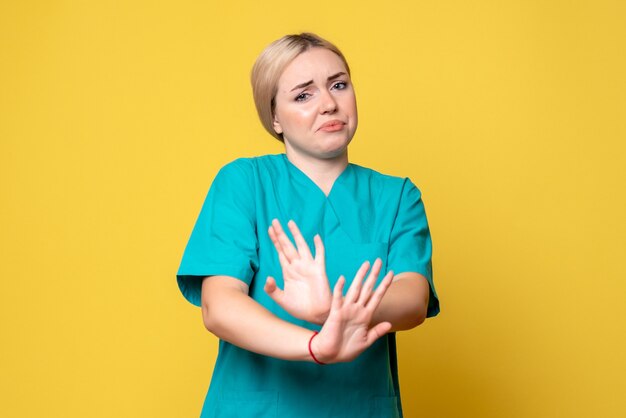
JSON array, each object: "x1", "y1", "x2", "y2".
[{"x1": 308, "y1": 331, "x2": 326, "y2": 365}]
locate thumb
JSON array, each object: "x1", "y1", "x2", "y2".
[
  {"x1": 264, "y1": 276, "x2": 285, "y2": 304},
  {"x1": 366, "y1": 321, "x2": 392, "y2": 345}
]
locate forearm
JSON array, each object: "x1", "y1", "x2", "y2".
[
  {"x1": 371, "y1": 272, "x2": 430, "y2": 332},
  {"x1": 201, "y1": 275, "x2": 314, "y2": 362}
]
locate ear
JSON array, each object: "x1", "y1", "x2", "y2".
[{"x1": 272, "y1": 114, "x2": 283, "y2": 135}]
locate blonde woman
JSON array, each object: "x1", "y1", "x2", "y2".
[{"x1": 177, "y1": 33, "x2": 440, "y2": 418}]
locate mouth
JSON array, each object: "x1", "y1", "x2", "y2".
[{"x1": 317, "y1": 120, "x2": 346, "y2": 132}]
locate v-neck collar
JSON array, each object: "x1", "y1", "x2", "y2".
[{"x1": 281, "y1": 153, "x2": 352, "y2": 199}]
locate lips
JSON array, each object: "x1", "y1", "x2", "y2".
[{"x1": 317, "y1": 120, "x2": 346, "y2": 132}]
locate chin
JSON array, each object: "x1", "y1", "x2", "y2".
[{"x1": 318, "y1": 144, "x2": 349, "y2": 160}]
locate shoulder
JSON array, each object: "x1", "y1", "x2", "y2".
[
  {"x1": 349, "y1": 163, "x2": 421, "y2": 199},
  {"x1": 211, "y1": 155, "x2": 288, "y2": 197},
  {"x1": 217, "y1": 154, "x2": 284, "y2": 179},
  {"x1": 217, "y1": 156, "x2": 256, "y2": 177}
]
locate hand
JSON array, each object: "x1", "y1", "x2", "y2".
[
  {"x1": 311, "y1": 258, "x2": 394, "y2": 364},
  {"x1": 264, "y1": 219, "x2": 332, "y2": 324}
]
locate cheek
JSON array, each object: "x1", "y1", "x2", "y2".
[
  {"x1": 338, "y1": 93, "x2": 357, "y2": 114},
  {"x1": 348, "y1": 95, "x2": 358, "y2": 114},
  {"x1": 348, "y1": 99, "x2": 358, "y2": 132},
  {"x1": 281, "y1": 107, "x2": 316, "y2": 129},
  {"x1": 344, "y1": 97, "x2": 358, "y2": 124}
]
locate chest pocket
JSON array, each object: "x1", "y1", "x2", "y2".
[{"x1": 215, "y1": 390, "x2": 277, "y2": 418}]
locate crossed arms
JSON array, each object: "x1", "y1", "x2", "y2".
[{"x1": 201, "y1": 219, "x2": 430, "y2": 364}]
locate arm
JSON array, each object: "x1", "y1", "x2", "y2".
[
  {"x1": 202, "y1": 275, "x2": 313, "y2": 361},
  {"x1": 202, "y1": 261, "x2": 392, "y2": 364},
  {"x1": 370, "y1": 271, "x2": 430, "y2": 332},
  {"x1": 265, "y1": 220, "x2": 430, "y2": 332},
  {"x1": 372, "y1": 179, "x2": 437, "y2": 331}
]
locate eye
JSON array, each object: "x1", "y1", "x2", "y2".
[
  {"x1": 295, "y1": 92, "x2": 311, "y2": 102},
  {"x1": 332, "y1": 81, "x2": 348, "y2": 90}
]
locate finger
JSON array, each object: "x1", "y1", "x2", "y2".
[
  {"x1": 365, "y1": 270, "x2": 394, "y2": 311},
  {"x1": 264, "y1": 276, "x2": 285, "y2": 305},
  {"x1": 366, "y1": 321, "x2": 392, "y2": 345},
  {"x1": 331, "y1": 276, "x2": 345, "y2": 311},
  {"x1": 357, "y1": 258, "x2": 382, "y2": 305},
  {"x1": 313, "y1": 234, "x2": 325, "y2": 265},
  {"x1": 287, "y1": 220, "x2": 313, "y2": 259},
  {"x1": 268, "y1": 225, "x2": 287, "y2": 259},
  {"x1": 268, "y1": 225, "x2": 292, "y2": 267},
  {"x1": 264, "y1": 276, "x2": 277, "y2": 293},
  {"x1": 345, "y1": 261, "x2": 370, "y2": 303},
  {"x1": 268, "y1": 224, "x2": 288, "y2": 257},
  {"x1": 272, "y1": 219, "x2": 299, "y2": 262}
]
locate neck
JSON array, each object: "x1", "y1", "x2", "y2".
[{"x1": 284, "y1": 147, "x2": 349, "y2": 196}]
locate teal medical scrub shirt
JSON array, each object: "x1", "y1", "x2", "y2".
[{"x1": 177, "y1": 154, "x2": 439, "y2": 418}]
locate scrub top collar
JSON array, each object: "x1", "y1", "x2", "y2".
[{"x1": 281, "y1": 153, "x2": 353, "y2": 199}]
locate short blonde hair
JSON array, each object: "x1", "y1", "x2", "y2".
[{"x1": 251, "y1": 33, "x2": 351, "y2": 142}]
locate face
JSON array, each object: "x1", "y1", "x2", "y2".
[{"x1": 272, "y1": 48, "x2": 358, "y2": 160}]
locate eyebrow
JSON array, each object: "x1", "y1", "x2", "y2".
[{"x1": 290, "y1": 72, "x2": 347, "y2": 92}]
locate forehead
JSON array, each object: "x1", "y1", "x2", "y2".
[{"x1": 277, "y1": 48, "x2": 348, "y2": 91}]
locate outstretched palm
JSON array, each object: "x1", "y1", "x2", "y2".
[
  {"x1": 264, "y1": 219, "x2": 332, "y2": 324},
  {"x1": 312, "y1": 258, "x2": 394, "y2": 363}
]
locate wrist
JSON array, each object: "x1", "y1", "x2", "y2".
[
  {"x1": 308, "y1": 331, "x2": 328, "y2": 365},
  {"x1": 311, "y1": 308, "x2": 330, "y2": 325}
]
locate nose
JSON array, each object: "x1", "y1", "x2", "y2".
[{"x1": 319, "y1": 90, "x2": 337, "y2": 114}]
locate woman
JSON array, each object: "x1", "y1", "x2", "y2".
[{"x1": 177, "y1": 33, "x2": 440, "y2": 418}]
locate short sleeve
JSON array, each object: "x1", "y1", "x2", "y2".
[
  {"x1": 387, "y1": 179, "x2": 440, "y2": 317},
  {"x1": 176, "y1": 159, "x2": 259, "y2": 306}
]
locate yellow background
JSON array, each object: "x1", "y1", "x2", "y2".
[{"x1": 1, "y1": 1, "x2": 625, "y2": 417}]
